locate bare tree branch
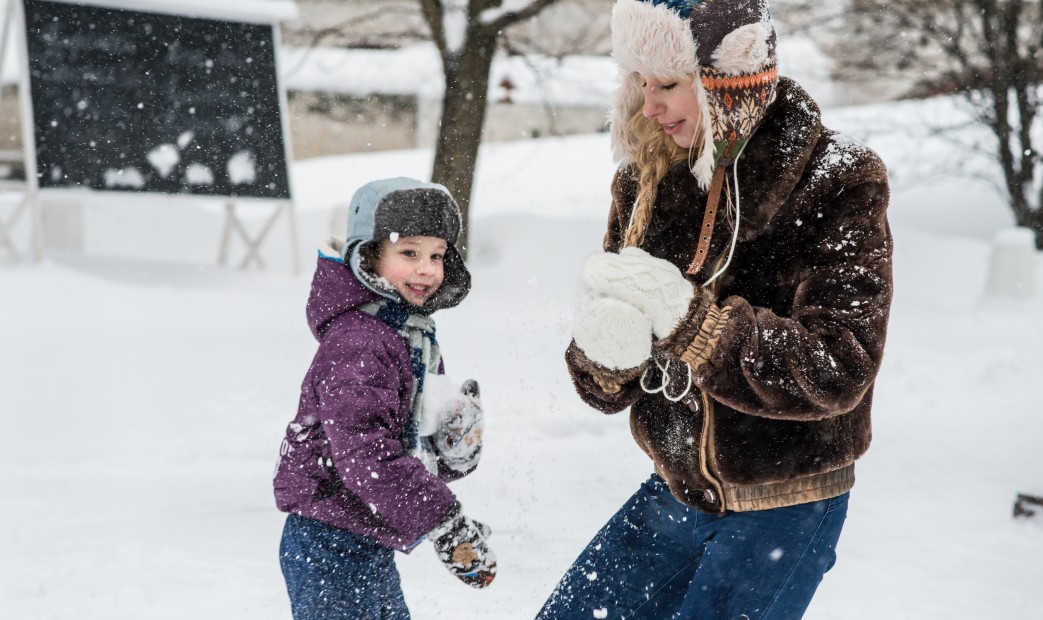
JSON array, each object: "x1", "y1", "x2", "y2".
[
  {"x1": 483, "y1": 0, "x2": 561, "y2": 33},
  {"x1": 418, "y1": 0, "x2": 448, "y2": 56}
]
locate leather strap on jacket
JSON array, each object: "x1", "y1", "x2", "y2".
[{"x1": 686, "y1": 162, "x2": 726, "y2": 276}]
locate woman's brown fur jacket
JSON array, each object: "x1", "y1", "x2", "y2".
[{"x1": 566, "y1": 77, "x2": 893, "y2": 513}]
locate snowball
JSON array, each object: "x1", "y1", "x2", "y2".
[{"x1": 420, "y1": 373, "x2": 460, "y2": 436}]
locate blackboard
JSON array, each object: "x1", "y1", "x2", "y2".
[{"x1": 22, "y1": 0, "x2": 291, "y2": 199}]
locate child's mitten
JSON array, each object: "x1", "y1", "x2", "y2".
[
  {"x1": 430, "y1": 501, "x2": 497, "y2": 588},
  {"x1": 433, "y1": 380, "x2": 484, "y2": 473}
]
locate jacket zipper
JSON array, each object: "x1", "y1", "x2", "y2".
[{"x1": 698, "y1": 391, "x2": 726, "y2": 511}]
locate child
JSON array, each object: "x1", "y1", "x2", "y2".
[{"x1": 274, "y1": 177, "x2": 495, "y2": 619}]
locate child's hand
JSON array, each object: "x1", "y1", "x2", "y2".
[
  {"x1": 433, "y1": 380, "x2": 483, "y2": 473},
  {"x1": 430, "y1": 501, "x2": 497, "y2": 588}
]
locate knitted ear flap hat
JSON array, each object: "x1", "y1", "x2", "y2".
[{"x1": 609, "y1": 0, "x2": 779, "y2": 189}]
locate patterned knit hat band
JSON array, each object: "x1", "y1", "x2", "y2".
[{"x1": 609, "y1": 0, "x2": 779, "y2": 188}]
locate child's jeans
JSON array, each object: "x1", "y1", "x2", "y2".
[
  {"x1": 537, "y1": 473, "x2": 849, "y2": 620},
  {"x1": 279, "y1": 513, "x2": 410, "y2": 620}
]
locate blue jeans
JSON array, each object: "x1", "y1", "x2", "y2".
[
  {"x1": 537, "y1": 474, "x2": 849, "y2": 620},
  {"x1": 279, "y1": 513, "x2": 410, "y2": 620}
]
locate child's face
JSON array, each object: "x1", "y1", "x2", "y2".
[{"x1": 373, "y1": 235, "x2": 447, "y2": 306}]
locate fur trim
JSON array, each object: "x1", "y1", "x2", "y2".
[
  {"x1": 610, "y1": 0, "x2": 698, "y2": 78},
  {"x1": 711, "y1": 23, "x2": 771, "y2": 76},
  {"x1": 318, "y1": 235, "x2": 347, "y2": 261},
  {"x1": 609, "y1": 72, "x2": 647, "y2": 167},
  {"x1": 653, "y1": 289, "x2": 713, "y2": 360},
  {"x1": 691, "y1": 78, "x2": 716, "y2": 190},
  {"x1": 567, "y1": 339, "x2": 650, "y2": 386}
]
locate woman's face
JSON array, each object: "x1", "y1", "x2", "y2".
[
  {"x1": 640, "y1": 75, "x2": 702, "y2": 149},
  {"x1": 373, "y1": 235, "x2": 447, "y2": 306}
]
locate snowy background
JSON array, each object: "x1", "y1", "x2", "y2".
[{"x1": 4, "y1": 3, "x2": 1043, "y2": 620}]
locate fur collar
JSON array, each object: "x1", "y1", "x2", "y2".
[{"x1": 731, "y1": 76, "x2": 822, "y2": 241}]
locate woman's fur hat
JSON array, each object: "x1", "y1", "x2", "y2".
[{"x1": 610, "y1": 0, "x2": 779, "y2": 189}]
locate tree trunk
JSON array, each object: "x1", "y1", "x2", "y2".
[{"x1": 431, "y1": 35, "x2": 496, "y2": 259}]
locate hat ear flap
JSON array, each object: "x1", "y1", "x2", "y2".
[
  {"x1": 690, "y1": 76, "x2": 716, "y2": 191},
  {"x1": 610, "y1": 71, "x2": 645, "y2": 166},
  {"x1": 711, "y1": 22, "x2": 772, "y2": 75}
]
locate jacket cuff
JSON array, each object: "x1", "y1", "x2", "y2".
[
  {"x1": 567, "y1": 340, "x2": 649, "y2": 386},
  {"x1": 655, "y1": 288, "x2": 712, "y2": 358},
  {"x1": 681, "y1": 304, "x2": 732, "y2": 369},
  {"x1": 655, "y1": 300, "x2": 731, "y2": 371},
  {"x1": 430, "y1": 500, "x2": 463, "y2": 537}
]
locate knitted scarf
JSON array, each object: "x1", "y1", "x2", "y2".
[{"x1": 358, "y1": 299, "x2": 441, "y2": 474}]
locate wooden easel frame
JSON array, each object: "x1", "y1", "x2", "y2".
[
  {"x1": 0, "y1": 0, "x2": 43, "y2": 262},
  {"x1": 216, "y1": 17, "x2": 300, "y2": 274},
  {"x1": 218, "y1": 199, "x2": 299, "y2": 272}
]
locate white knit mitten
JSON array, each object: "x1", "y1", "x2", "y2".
[
  {"x1": 580, "y1": 247, "x2": 695, "y2": 339},
  {"x1": 573, "y1": 297, "x2": 653, "y2": 370}
]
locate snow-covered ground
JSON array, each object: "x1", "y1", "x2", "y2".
[{"x1": 3, "y1": 87, "x2": 1043, "y2": 620}]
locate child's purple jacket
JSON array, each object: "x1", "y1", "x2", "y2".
[{"x1": 273, "y1": 253, "x2": 459, "y2": 551}]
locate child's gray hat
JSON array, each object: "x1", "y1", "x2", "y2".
[{"x1": 344, "y1": 177, "x2": 471, "y2": 311}]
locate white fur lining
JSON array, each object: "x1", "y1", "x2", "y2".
[
  {"x1": 318, "y1": 235, "x2": 346, "y2": 259},
  {"x1": 690, "y1": 79, "x2": 716, "y2": 190},
  {"x1": 609, "y1": 72, "x2": 648, "y2": 166},
  {"x1": 611, "y1": 0, "x2": 699, "y2": 77},
  {"x1": 609, "y1": 0, "x2": 716, "y2": 189}
]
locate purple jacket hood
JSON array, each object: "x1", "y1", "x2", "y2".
[{"x1": 306, "y1": 238, "x2": 382, "y2": 340}]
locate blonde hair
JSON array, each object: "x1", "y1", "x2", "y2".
[{"x1": 622, "y1": 107, "x2": 705, "y2": 247}]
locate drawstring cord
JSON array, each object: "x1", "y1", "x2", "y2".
[
  {"x1": 639, "y1": 156, "x2": 743, "y2": 400},
  {"x1": 639, "y1": 357, "x2": 694, "y2": 403}
]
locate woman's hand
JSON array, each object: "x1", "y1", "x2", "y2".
[
  {"x1": 581, "y1": 247, "x2": 704, "y2": 340},
  {"x1": 574, "y1": 296, "x2": 653, "y2": 371}
]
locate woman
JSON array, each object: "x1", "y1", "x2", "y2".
[{"x1": 538, "y1": 1, "x2": 892, "y2": 618}]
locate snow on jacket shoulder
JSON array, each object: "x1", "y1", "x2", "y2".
[{"x1": 274, "y1": 252, "x2": 457, "y2": 551}]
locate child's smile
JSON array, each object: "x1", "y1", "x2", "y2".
[{"x1": 374, "y1": 235, "x2": 447, "y2": 306}]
